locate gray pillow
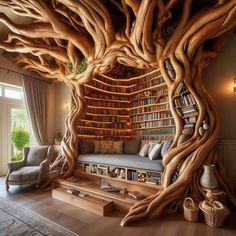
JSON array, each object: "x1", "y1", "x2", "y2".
[
  {"x1": 148, "y1": 143, "x2": 163, "y2": 160},
  {"x1": 161, "y1": 139, "x2": 173, "y2": 159},
  {"x1": 124, "y1": 140, "x2": 141, "y2": 154},
  {"x1": 26, "y1": 146, "x2": 49, "y2": 166},
  {"x1": 138, "y1": 143, "x2": 149, "y2": 157},
  {"x1": 79, "y1": 140, "x2": 94, "y2": 154}
]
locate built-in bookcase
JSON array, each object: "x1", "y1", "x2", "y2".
[{"x1": 78, "y1": 69, "x2": 176, "y2": 140}]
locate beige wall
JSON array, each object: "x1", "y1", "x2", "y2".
[
  {"x1": 54, "y1": 83, "x2": 71, "y2": 137},
  {"x1": 203, "y1": 34, "x2": 236, "y2": 140}
]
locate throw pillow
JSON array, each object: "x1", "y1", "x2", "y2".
[
  {"x1": 112, "y1": 141, "x2": 123, "y2": 154},
  {"x1": 138, "y1": 143, "x2": 150, "y2": 157},
  {"x1": 148, "y1": 141, "x2": 161, "y2": 154},
  {"x1": 100, "y1": 141, "x2": 113, "y2": 154},
  {"x1": 93, "y1": 140, "x2": 101, "y2": 153},
  {"x1": 79, "y1": 140, "x2": 94, "y2": 154},
  {"x1": 124, "y1": 140, "x2": 141, "y2": 154},
  {"x1": 148, "y1": 143, "x2": 163, "y2": 160},
  {"x1": 161, "y1": 139, "x2": 173, "y2": 159}
]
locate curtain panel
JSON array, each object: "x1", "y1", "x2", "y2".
[{"x1": 22, "y1": 76, "x2": 49, "y2": 146}]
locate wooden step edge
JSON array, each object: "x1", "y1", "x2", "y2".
[
  {"x1": 52, "y1": 187, "x2": 113, "y2": 216},
  {"x1": 56, "y1": 179, "x2": 137, "y2": 206}
]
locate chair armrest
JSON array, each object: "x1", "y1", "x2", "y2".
[
  {"x1": 37, "y1": 159, "x2": 51, "y2": 183},
  {"x1": 8, "y1": 160, "x2": 25, "y2": 173}
]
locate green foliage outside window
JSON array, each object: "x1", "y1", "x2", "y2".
[{"x1": 11, "y1": 123, "x2": 29, "y2": 161}]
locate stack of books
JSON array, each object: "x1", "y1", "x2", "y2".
[{"x1": 145, "y1": 172, "x2": 161, "y2": 185}]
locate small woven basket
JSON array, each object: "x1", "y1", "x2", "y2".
[
  {"x1": 183, "y1": 197, "x2": 199, "y2": 222},
  {"x1": 199, "y1": 200, "x2": 230, "y2": 227}
]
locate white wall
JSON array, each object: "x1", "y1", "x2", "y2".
[{"x1": 203, "y1": 34, "x2": 236, "y2": 140}]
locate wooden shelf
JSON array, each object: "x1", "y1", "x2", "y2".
[
  {"x1": 130, "y1": 101, "x2": 169, "y2": 110},
  {"x1": 88, "y1": 105, "x2": 129, "y2": 110},
  {"x1": 85, "y1": 96, "x2": 129, "y2": 103},
  {"x1": 130, "y1": 108, "x2": 170, "y2": 116},
  {"x1": 133, "y1": 125, "x2": 175, "y2": 131},
  {"x1": 78, "y1": 126, "x2": 132, "y2": 132},
  {"x1": 98, "y1": 68, "x2": 160, "y2": 82},
  {"x1": 86, "y1": 112, "x2": 129, "y2": 118},
  {"x1": 131, "y1": 117, "x2": 174, "y2": 124}
]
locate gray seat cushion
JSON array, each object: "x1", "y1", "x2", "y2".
[
  {"x1": 26, "y1": 146, "x2": 49, "y2": 166},
  {"x1": 8, "y1": 166, "x2": 40, "y2": 182},
  {"x1": 77, "y1": 154, "x2": 163, "y2": 172}
]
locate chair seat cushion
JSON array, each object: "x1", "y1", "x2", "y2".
[{"x1": 8, "y1": 166, "x2": 40, "y2": 182}]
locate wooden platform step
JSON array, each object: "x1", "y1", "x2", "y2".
[
  {"x1": 52, "y1": 187, "x2": 113, "y2": 216},
  {"x1": 54, "y1": 178, "x2": 140, "y2": 212}
]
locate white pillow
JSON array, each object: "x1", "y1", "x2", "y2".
[
  {"x1": 139, "y1": 143, "x2": 149, "y2": 157},
  {"x1": 148, "y1": 143, "x2": 163, "y2": 160}
]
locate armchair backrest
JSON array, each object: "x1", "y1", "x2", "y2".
[{"x1": 25, "y1": 146, "x2": 49, "y2": 166}]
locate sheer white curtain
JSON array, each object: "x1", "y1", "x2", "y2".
[{"x1": 22, "y1": 76, "x2": 49, "y2": 146}]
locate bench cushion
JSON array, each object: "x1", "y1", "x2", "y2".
[{"x1": 77, "y1": 154, "x2": 163, "y2": 172}]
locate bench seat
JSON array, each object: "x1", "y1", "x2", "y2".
[{"x1": 77, "y1": 154, "x2": 163, "y2": 172}]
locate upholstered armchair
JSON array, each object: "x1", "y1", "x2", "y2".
[{"x1": 6, "y1": 146, "x2": 51, "y2": 191}]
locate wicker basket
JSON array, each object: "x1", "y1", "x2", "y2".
[
  {"x1": 199, "y1": 200, "x2": 230, "y2": 227},
  {"x1": 183, "y1": 197, "x2": 199, "y2": 222}
]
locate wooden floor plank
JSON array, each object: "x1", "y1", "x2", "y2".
[{"x1": 0, "y1": 177, "x2": 235, "y2": 236}]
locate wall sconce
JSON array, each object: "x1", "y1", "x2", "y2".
[
  {"x1": 65, "y1": 100, "x2": 70, "y2": 110},
  {"x1": 234, "y1": 77, "x2": 236, "y2": 93}
]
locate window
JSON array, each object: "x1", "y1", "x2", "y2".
[
  {"x1": 0, "y1": 82, "x2": 24, "y2": 100},
  {"x1": 0, "y1": 82, "x2": 31, "y2": 175}
]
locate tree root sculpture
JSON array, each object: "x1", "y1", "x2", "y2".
[{"x1": 0, "y1": 0, "x2": 235, "y2": 227}]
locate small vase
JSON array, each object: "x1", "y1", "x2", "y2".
[{"x1": 200, "y1": 164, "x2": 219, "y2": 189}]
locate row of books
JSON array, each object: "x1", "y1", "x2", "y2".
[
  {"x1": 78, "y1": 129, "x2": 131, "y2": 136},
  {"x1": 85, "y1": 115, "x2": 129, "y2": 123},
  {"x1": 131, "y1": 112, "x2": 171, "y2": 122},
  {"x1": 87, "y1": 108, "x2": 129, "y2": 116},
  {"x1": 174, "y1": 93, "x2": 196, "y2": 107},
  {"x1": 87, "y1": 93, "x2": 129, "y2": 101},
  {"x1": 87, "y1": 100, "x2": 129, "y2": 108},
  {"x1": 79, "y1": 121, "x2": 130, "y2": 129},
  {"x1": 127, "y1": 170, "x2": 137, "y2": 181},
  {"x1": 131, "y1": 88, "x2": 168, "y2": 100},
  {"x1": 132, "y1": 119, "x2": 175, "y2": 129},
  {"x1": 130, "y1": 104, "x2": 169, "y2": 115},
  {"x1": 146, "y1": 172, "x2": 161, "y2": 185},
  {"x1": 90, "y1": 80, "x2": 128, "y2": 93},
  {"x1": 137, "y1": 127, "x2": 176, "y2": 135},
  {"x1": 176, "y1": 105, "x2": 198, "y2": 117},
  {"x1": 129, "y1": 79, "x2": 165, "y2": 93},
  {"x1": 97, "y1": 71, "x2": 161, "y2": 86},
  {"x1": 141, "y1": 135, "x2": 172, "y2": 141},
  {"x1": 131, "y1": 97, "x2": 168, "y2": 107}
]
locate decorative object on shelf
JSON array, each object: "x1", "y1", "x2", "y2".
[
  {"x1": 199, "y1": 200, "x2": 230, "y2": 227},
  {"x1": 128, "y1": 191, "x2": 146, "y2": 200},
  {"x1": 203, "y1": 120, "x2": 209, "y2": 130},
  {"x1": 200, "y1": 164, "x2": 219, "y2": 190},
  {"x1": 198, "y1": 126, "x2": 205, "y2": 137},
  {"x1": 183, "y1": 197, "x2": 199, "y2": 222}
]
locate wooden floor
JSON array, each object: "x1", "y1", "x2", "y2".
[{"x1": 0, "y1": 177, "x2": 236, "y2": 236}]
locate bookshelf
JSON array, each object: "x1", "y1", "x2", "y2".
[
  {"x1": 79, "y1": 69, "x2": 176, "y2": 140},
  {"x1": 76, "y1": 162, "x2": 162, "y2": 188},
  {"x1": 174, "y1": 82, "x2": 198, "y2": 130}
]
